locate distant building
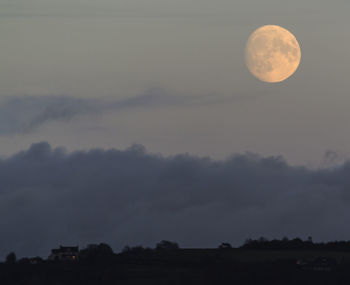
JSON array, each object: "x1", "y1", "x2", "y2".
[
  {"x1": 48, "y1": 246, "x2": 79, "y2": 261},
  {"x1": 296, "y1": 257, "x2": 337, "y2": 271}
]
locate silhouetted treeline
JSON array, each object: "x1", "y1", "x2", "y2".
[
  {"x1": 241, "y1": 236, "x2": 350, "y2": 250},
  {"x1": 121, "y1": 240, "x2": 179, "y2": 255},
  {"x1": 8, "y1": 237, "x2": 350, "y2": 265},
  {"x1": 4, "y1": 238, "x2": 350, "y2": 284}
]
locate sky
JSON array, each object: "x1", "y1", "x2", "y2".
[{"x1": 1, "y1": 0, "x2": 350, "y2": 257}]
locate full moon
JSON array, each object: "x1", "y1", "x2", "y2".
[{"x1": 245, "y1": 25, "x2": 301, "y2": 83}]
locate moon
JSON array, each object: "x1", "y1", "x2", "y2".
[{"x1": 245, "y1": 25, "x2": 301, "y2": 83}]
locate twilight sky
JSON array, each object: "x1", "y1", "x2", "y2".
[
  {"x1": 1, "y1": 0, "x2": 350, "y2": 257},
  {"x1": 0, "y1": 0, "x2": 350, "y2": 165}
]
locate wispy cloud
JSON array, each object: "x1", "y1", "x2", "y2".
[
  {"x1": 0, "y1": 95, "x2": 98, "y2": 135},
  {"x1": 0, "y1": 90, "x2": 217, "y2": 135}
]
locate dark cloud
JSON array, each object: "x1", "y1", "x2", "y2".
[
  {"x1": 0, "y1": 142, "x2": 349, "y2": 258},
  {"x1": 0, "y1": 90, "x2": 219, "y2": 135}
]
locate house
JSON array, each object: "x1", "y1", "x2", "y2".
[{"x1": 48, "y1": 246, "x2": 79, "y2": 261}]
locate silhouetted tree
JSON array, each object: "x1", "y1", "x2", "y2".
[
  {"x1": 258, "y1": 237, "x2": 268, "y2": 243},
  {"x1": 5, "y1": 252, "x2": 16, "y2": 264},
  {"x1": 122, "y1": 245, "x2": 151, "y2": 254},
  {"x1": 30, "y1": 257, "x2": 43, "y2": 264},
  {"x1": 79, "y1": 243, "x2": 114, "y2": 264},
  {"x1": 155, "y1": 240, "x2": 179, "y2": 250},
  {"x1": 219, "y1": 243, "x2": 233, "y2": 249},
  {"x1": 17, "y1": 258, "x2": 30, "y2": 264}
]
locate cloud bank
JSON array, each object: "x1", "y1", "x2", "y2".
[{"x1": 0, "y1": 142, "x2": 349, "y2": 258}]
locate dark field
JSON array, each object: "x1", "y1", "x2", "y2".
[{"x1": 2, "y1": 248, "x2": 350, "y2": 285}]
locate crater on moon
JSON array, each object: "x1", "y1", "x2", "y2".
[{"x1": 245, "y1": 25, "x2": 301, "y2": 83}]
